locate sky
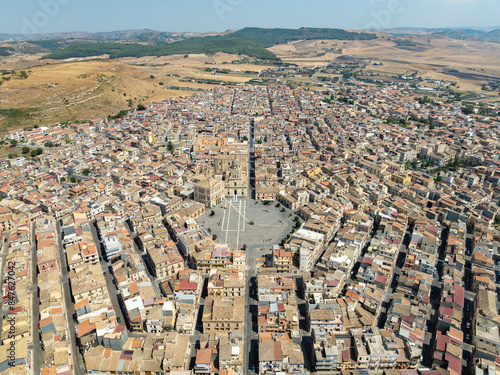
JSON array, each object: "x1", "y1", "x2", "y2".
[{"x1": 0, "y1": 0, "x2": 499, "y2": 35}]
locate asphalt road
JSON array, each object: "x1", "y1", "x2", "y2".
[
  {"x1": 243, "y1": 268, "x2": 258, "y2": 374},
  {"x1": 421, "y1": 227, "x2": 448, "y2": 367},
  {"x1": 55, "y1": 220, "x2": 86, "y2": 375},
  {"x1": 187, "y1": 277, "x2": 207, "y2": 370},
  {"x1": 0, "y1": 233, "x2": 10, "y2": 348},
  {"x1": 89, "y1": 220, "x2": 127, "y2": 326},
  {"x1": 461, "y1": 228, "x2": 476, "y2": 373},
  {"x1": 122, "y1": 220, "x2": 162, "y2": 299},
  {"x1": 27, "y1": 222, "x2": 42, "y2": 374},
  {"x1": 376, "y1": 242, "x2": 407, "y2": 328}
]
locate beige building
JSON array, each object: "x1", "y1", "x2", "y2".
[
  {"x1": 214, "y1": 153, "x2": 248, "y2": 174},
  {"x1": 207, "y1": 269, "x2": 246, "y2": 297},
  {"x1": 193, "y1": 177, "x2": 224, "y2": 208},
  {"x1": 146, "y1": 240, "x2": 185, "y2": 279},
  {"x1": 224, "y1": 159, "x2": 248, "y2": 197},
  {"x1": 202, "y1": 296, "x2": 245, "y2": 335},
  {"x1": 219, "y1": 333, "x2": 244, "y2": 374},
  {"x1": 70, "y1": 264, "x2": 107, "y2": 304}
]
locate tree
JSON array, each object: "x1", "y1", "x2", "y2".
[
  {"x1": 281, "y1": 208, "x2": 286, "y2": 213},
  {"x1": 70, "y1": 176, "x2": 77, "y2": 183},
  {"x1": 7, "y1": 153, "x2": 16, "y2": 159},
  {"x1": 256, "y1": 139, "x2": 262, "y2": 144},
  {"x1": 167, "y1": 141, "x2": 174, "y2": 154},
  {"x1": 207, "y1": 228, "x2": 212, "y2": 234},
  {"x1": 494, "y1": 215, "x2": 500, "y2": 226},
  {"x1": 242, "y1": 136, "x2": 248, "y2": 141},
  {"x1": 30, "y1": 149, "x2": 37, "y2": 158},
  {"x1": 60, "y1": 177, "x2": 66, "y2": 182},
  {"x1": 210, "y1": 210, "x2": 215, "y2": 217},
  {"x1": 212, "y1": 234, "x2": 217, "y2": 241},
  {"x1": 463, "y1": 104, "x2": 475, "y2": 115},
  {"x1": 280, "y1": 239, "x2": 286, "y2": 245},
  {"x1": 150, "y1": 74, "x2": 155, "y2": 79},
  {"x1": 242, "y1": 244, "x2": 247, "y2": 251},
  {"x1": 82, "y1": 169, "x2": 90, "y2": 176},
  {"x1": 9, "y1": 139, "x2": 17, "y2": 146},
  {"x1": 21, "y1": 146, "x2": 30, "y2": 154},
  {"x1": 35, "y1": 148, "x2": 43, "y2": 156},
  {"x1": 275, "y1": 203, "x2": 281, "y2": 208},
  {"x1": 137, "y1": 104, "x2": 146, "y2": 111}
]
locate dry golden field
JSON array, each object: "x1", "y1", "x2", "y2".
[
  {"x1": 1, "y1": 33, "x2": 499, "y2": 132},
  {"x1": 0, "y1": 52, "x2": 273, "y2": 132},
  {"x1": 271, "y1": 33, "x2": 500, "y2": 96}
]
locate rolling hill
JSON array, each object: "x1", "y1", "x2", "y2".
[{"x1": 41, "y1": 27, "x2": 377, "y2": 61}]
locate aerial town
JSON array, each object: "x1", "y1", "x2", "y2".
[{"x1": 0, "y1": 75, "x2": 499, "y2": 375}]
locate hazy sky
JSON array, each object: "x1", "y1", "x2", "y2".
[{"x1": 0, "y1": 0, "x2": 499, "y2": 35}]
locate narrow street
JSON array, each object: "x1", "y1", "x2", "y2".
[
  {"x1": 89, "y1": 220, "x2": 127, "y2": 326},
  {"x1": 28, "y1": 222, "x2": 42, "y2": 374},
  {"x1": 187, "y1": 277, "x2": 208, "y2": 370},
  {"x1": 122, "y1": 220, "x2": 163, "y2": 299},
  {"x1": 376, "y1": 230, "x2": 411, "y2": 328},
  {"x1": 0, "y1": 232, "x2": 10, "y2": 347},
  {"x1": 54, "y1": 220, "x2": 86, "y2": 375},
  {"x1": 244, "y1": 116, "x2": 259, "y2": 375},
  {"x1": 421, "y1": 227, "x2": 448, "y2": 366},
  {"x1": 461, "y1": 226, "x2": 476, "y2": 373}
]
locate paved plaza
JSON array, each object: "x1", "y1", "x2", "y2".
[{"x1": 199, "y1": 197, "x2": 295, "y2": 252}]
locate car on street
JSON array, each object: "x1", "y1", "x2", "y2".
[{"x1": 116, "y1": 317, "x2": 121, "y2": 323}]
